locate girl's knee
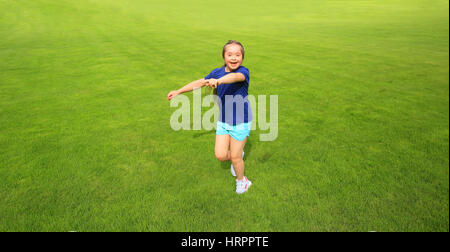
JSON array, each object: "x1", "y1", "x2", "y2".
[
  {"x1": 215, "y1": 152, "x2": 229, "y2": 162},
  {"x1": 230, "y1": 153, "x2": 243, "y2": 162}
]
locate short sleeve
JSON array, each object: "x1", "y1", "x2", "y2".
[
  {"x1": 205, "y1": 68, "x2": 218, "y2": 80},
  {"x1": 235, "y1": 66, "x2": 250, "y2": 85}
]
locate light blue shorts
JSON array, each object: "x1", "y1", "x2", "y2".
[{"x1": 216, "y1": 121, "x2": 252, "y2": 141}]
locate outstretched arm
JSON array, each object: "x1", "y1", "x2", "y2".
[
  {"x1": 168, "y1": 78, "x2": 207, "y2": 100},
  {"x1": 205, "y1": 73, "x2": 245, "y2": 88},
  {"x1": 219, "y1": 73, "x2": 245, "y2": 85}
]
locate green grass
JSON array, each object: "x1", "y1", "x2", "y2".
[{"x1": 0, "y1": 0, "x2": 448, "y2": 232}]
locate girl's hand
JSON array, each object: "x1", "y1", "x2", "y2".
[
  {"x1": 206, "y1": 79, "x2": 220, "y2": 89},
  {"x1": 167, "y1": 90, "x2": 180, "y2": 100}
]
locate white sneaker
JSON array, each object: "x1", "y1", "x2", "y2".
[
  {"x1": 236, "y1": 176, "x2": 252, "y2": 194},
  {"x1": 231, "y1": 152, "x2": 245, "y2": 177}
]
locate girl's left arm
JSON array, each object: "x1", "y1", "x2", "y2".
[
  {"x1": 218, "y1": 73, "x2": 245, "y2": 85},
  {"x1": 205, "y1": 73, "x2": 245, "y2": 88}
]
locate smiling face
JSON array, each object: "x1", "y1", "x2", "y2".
[{"x1": 223, "y1": 44, "x2": 244, "y2": 72}]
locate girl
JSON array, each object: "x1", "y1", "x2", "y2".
[{"x1": 167, "y1": 40, "x2": 253, "y2": 194}]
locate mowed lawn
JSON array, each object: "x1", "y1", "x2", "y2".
[{"x1": 0, "y1": 0, "x2": 448, "y2": 232}]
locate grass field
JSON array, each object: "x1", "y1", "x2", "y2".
[{"x1": 0, "y1": 0, "x2": 448, "y2": 232}]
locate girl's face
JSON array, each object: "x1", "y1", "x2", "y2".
[{"x1": 224, "y1": 44, "x2": 243, "y2": 71}]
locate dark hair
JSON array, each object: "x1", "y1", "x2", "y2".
[{"x1": 222, "y1": 40, "x2": 245, "y2": 66}]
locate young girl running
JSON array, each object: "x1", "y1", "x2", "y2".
[{"x1": 167, "y1": 40, "x2": 253, "y2": 194}]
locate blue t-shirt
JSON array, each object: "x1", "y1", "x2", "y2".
[{"x1": 205, "y1": 66, "x2": 252, "y2": 125}]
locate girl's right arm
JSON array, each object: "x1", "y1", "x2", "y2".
[{"x1": 167, "y1": 78, "x2": 207, "y2": 100}]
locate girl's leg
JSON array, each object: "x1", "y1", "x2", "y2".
[
  {"x1": 215, "y1": 134, "x2": 231, "y2": 161},
  {"x1": 230, "y1": 137, "x2": 247, "y2": 181}
]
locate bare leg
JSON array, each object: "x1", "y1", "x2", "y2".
[
  {"x1": 215, "y1": 134, "x2": 231, "y2": 161},
  {"x1": 230, "y1": 137, "x2": 247, "y2": 181}
]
